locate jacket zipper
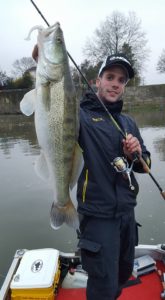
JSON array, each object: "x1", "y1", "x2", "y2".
[{"x1": 82, "y1": 169, "x2": 88, "y2": 202}]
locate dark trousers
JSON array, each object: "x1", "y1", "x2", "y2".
[{"x1": 78, "y1": 211, "x2": 136, "y2": 300}]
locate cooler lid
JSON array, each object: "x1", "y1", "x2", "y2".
[{"x1": 10, "y1": 248, "x2": 59, "y2": 289}]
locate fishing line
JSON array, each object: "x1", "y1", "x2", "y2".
[{"x1": 30, "y1": 0, "x2": 165, "y2": 200}]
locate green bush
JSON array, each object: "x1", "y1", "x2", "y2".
[{"x1": 12, "y1": 73, "x2": 33, "y2": 89}]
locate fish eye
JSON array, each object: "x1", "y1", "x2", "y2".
[{"x1": 56, "y1": 37, "x2": 62, "y2": 43}]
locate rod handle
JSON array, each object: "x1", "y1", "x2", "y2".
[
  {"x1": 161, "y1": 191, "x2": 165, "y2": 200},
  {"x1": 138, "y1": 156, "x2": 150, "y2": 173}
]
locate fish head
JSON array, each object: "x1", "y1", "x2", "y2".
[
  {"x1": 38, "y1": 22, "x2": 66, "y2": 64},
  {"x1": 37, "y1": 22, "x2": 68, "y2": 81}
]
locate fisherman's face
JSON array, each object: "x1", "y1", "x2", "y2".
[{"x1": 96, "y1": 66, "x2": 127, "y2": 103}]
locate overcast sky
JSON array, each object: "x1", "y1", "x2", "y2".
[{"x1": 1, "y1": 0, "x2": 165, "y2": 85}]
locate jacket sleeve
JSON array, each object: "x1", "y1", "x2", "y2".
[{"x1": 129, "y1": 122, "x2": 151, "y2": 173}]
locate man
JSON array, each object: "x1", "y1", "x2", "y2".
[
  {"x1": 77, "y1": 54, "x2": 151, "y2": 299},
  {"x1": 32, "y1": 48, "x2": 150, "y2": 299}
]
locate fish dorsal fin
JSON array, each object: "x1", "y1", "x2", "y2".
[
  {"x1": 69, "y1": 143, "x2": 84, "y2": 190},
  {"x1": 20, "y1": 89, "x2": 36, "y2": 116},
  {"x1": 34, "y1": 151, "x2": 50, "y2": 181}
]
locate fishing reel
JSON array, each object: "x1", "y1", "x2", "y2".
[{"x1": 111, "y1": 156, "x2": 137, "y2": 191}]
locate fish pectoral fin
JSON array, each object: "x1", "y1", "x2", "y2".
[
  {"x1": 50, "y1": 200, "x2": 79, "y2": 230},
  {"x1": 20, "y1": 89, "x2": 36, "y2": 116},
  {"x1": 34, "y1": 151, "x2": 50, "y2": 181},
  {"x1": 69, "y1": 143, "x2": 84, "y2": 190}
]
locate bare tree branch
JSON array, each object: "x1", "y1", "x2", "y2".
[
  {"x1": 83, "y1": 11, "x2": 149, "y2": 75},
  {"x1": 157, "y1": 49, "x2": 165, "y2": 73},
  {"x1": 0, "y1": 69, "x2": 11, "y2": 86},
  {"x1": 12, "y1": 57, "x2": 36, "y2": 78}
]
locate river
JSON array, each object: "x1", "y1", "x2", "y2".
[{"x1": 0, "y1": 109, "x2": 165, "y2": 286}]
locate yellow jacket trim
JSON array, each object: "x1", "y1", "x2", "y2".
[{"x1": 82, "y1": 169, "x2": 88, "y2": 202}]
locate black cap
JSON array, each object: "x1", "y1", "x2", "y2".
[{"x1": 98, "y1": 53, "x2": 135, "y2": 79}]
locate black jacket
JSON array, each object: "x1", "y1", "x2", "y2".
[{"x1": 77, "y1": 91, "x2": 151, "y2": 218}]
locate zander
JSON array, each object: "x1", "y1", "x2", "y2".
[{"x1": 20, "y1": 22, "x2": 83, "y2": 229}]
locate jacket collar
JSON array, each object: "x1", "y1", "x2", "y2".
[{"x1": 80, "y1": 91, "x2": 123, "y2": 114}]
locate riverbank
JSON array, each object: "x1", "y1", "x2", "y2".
[
  {"x1": 124, "y1": 84, "x2": 165, "y2": 110},
  {"x1": 0, "y1": 89, "x2": 30, "y2": 114},
  {"x1": 0, "y1": 84, "x2": 165, "y2": 114}
]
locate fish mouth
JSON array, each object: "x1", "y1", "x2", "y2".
[{"x1": 44, "y1": 22, "x2": 61, "y2": 36}]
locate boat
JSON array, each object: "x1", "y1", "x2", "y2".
[{"x1": 1, "y1": 244, "x2": 165, "y2": 300}]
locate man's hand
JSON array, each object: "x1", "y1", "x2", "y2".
[
  {"x1": 32, "y1": 44, "x2": 38, "y2": 62},
  {"x1": 123, "y1": 134, "x2": 142, "y2": 160}
]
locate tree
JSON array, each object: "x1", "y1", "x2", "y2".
[
  {"x1": 157, "y1": 49, "x2": 165, "y2": 73},
  {"x1": 80, "y1": 59, "x2": 101, "y2": 81},
  {"x1": 12, "y1": 72, "x2": 34, "y2": 89},
  {"x1": 0, "y1": 70, "x2": 10, "y2": 87},
  {"x1": 122, "y1": 43, "x2": 136, "y2": 67},
  {"x1": 12, "y1": 57, "x2": 36, "y2": 78},
  {"x1": 83, "y1": 11, "x2": 148, "y2": 77},
  {"x1": 121, "y1": 43, "x2": 141, "y2": 86},
  {"x1": 71, "y1": 60, "x2": 102, "y2": 87}
]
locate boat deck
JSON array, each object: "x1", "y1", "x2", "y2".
[{"x1": 57, "y1": 261, "x2": 165, "y2": 300}]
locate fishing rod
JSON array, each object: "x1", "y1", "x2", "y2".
[{"x1": 30, "y1": 0, "x2": 165, "y2": 200}]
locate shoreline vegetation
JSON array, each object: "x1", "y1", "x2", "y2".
[
  {"x1": 0, "y1": 84, "x2": 165, "y2": 114},
  {"x1": 124, "y1": 102, "x2": 164, "y2": 112}
]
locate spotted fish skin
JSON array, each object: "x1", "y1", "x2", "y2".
[{"x1": 20, "y1": 23, "x2": 83, "y2": 229}]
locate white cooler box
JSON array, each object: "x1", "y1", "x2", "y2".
[{"x1": 10, "y1": 248, "x2": 60, "y2": 300}]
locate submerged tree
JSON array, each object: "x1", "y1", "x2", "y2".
[
  {"x1": 83, "y1": 11, "x2": 148, "y2": 77},
  {"x1": 157, "y1": 49, "x2": 165, "y2": 73}
]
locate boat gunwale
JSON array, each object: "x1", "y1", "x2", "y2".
[{"x1": 1, "y1": 244, "x2": 165, "y2": 300}]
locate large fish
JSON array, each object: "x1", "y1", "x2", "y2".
[{"x1": 20, "y1": 22, "x2": 83, "y2": 229}]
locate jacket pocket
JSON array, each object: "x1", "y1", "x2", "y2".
[{"x1": 78, "y1": 238, "x2": 106, "y2": 278}]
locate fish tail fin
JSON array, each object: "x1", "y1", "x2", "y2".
[{"x1": 50, "y1": 199, "x2": 79, "y2": 230}]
